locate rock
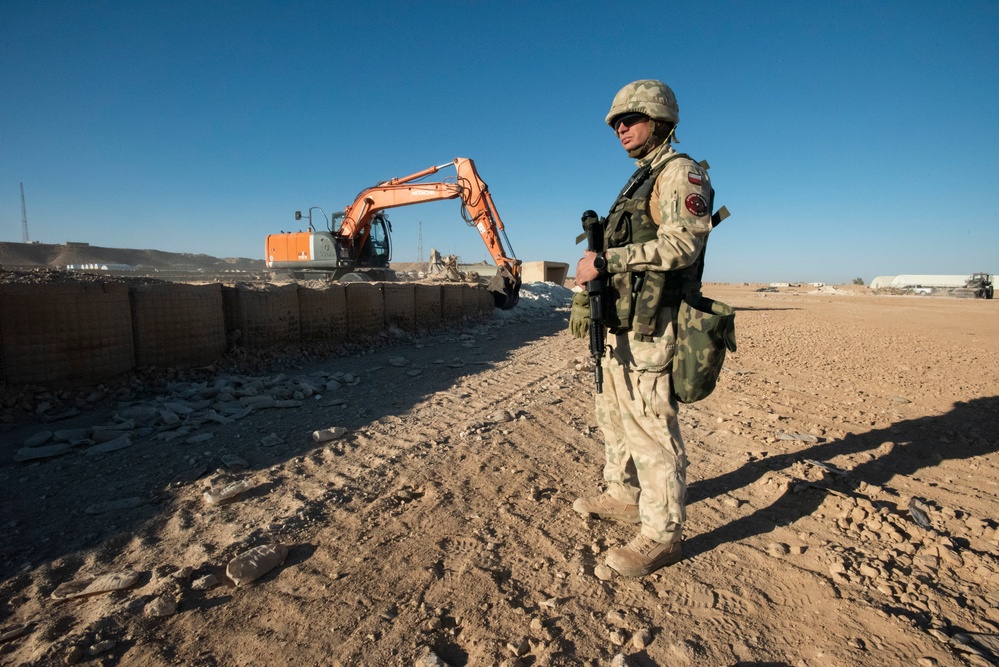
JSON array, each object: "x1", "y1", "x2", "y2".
[
  {"x1": 414, "y1": 647, "x2": 451, "y2": 666},
  {"x1": 88, "y1": 639, "x2": 116, "y2": 656},
  {"x1": 0, "y1": 622, "x2": 33, "y2": 643},
  {"x1": 53, "y1": 428, "x2": 88, "y2": 443},
  {"x1": 610, "y1": 651, "x2": 636, "y2": 666},
  {"x1": 778, "y1": 432, "x2": 818, "y2": 442},
  {"x1": 505, "y1": 637, "x2": 529, "y2": 656},
  {"x1": 226, "y1": 543, "x2": 289, "y2": 586},
  {"x1": 859, "y1": 563, "x2": 880, "y2": 579},
  {"x1": 191, "y1": 574, "x2": 219, "y2": 591},
  {"x1": 162, "y1": 401, "x2": 194, "y2": 414},
  {"x1": 221, "y1": 453, "x2": 249, "y2": 470},
  {"x1": 202, "y1": 410, "x2": 232, "y2": 425},
  {"x1": 145, "y1": 595, "x2": 177, "y2": 617},
  {"x1": 313, "y1": 427, "x2": 347, "y2": 443},
  {"x1": 965, "y1": 517, "x2": 988, "y2": 537},
  {"x1": 767, "y1": 542, "x2": 790, "y2": 557},
  {"x1": 14, "y1": 444, "x2": 72, "y2": 462},
  {"x1": 240, "y1": 395, "x2": 276, "y2": 409},
  {"x1": 939, "y1": 545, "x2": 964, "y2": 568},
  {"x1": 159, "y1": 409, "x2": 181, "y2": 426},
  {"x1": 491, "y1": 410, "x2": 514, "y2": 423},
  {"x1": 632, "y1": 627, "x2": 652, "y2": 649},
  {"x1": 51, "y1": 570, "x2": 141, "y2": 600},
  {"x1": 204, "y1": 479, "x2": 256, "y2": 505},
  {"x1": 609, "y1": 628, "x2": 628, "y2": 646},
  {"x1": 926, "y1": 628, "x2": 949, "y2": 643},
  {"x1": 64, "y1": 645, "x2": 85, "y2": 664},
  {"x1": 847, "y1": 637, "x2": 867, "y2": 650},
  {"x1": 158, "y1": 428, "x2": 190, "y2": 442},
  {"x1": 260, "y1": 433, "x2": 283, "y2": 447},
  {"x1": 908, "y1": 498, "x2": 932, "y2": 528},
  {"x1": 23, "y1": 431, "x2": 53, "y2": 447},
  {"x1": 594, "y1": 564, "x2": 614, "y2": 581},
  {"x1": 85, "y1": 435, "x2": 133, "y2": 455},
  {"x1": 605, "y1": 609, "x2": 628, "y2": 626}
]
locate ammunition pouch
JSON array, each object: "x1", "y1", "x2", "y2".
[{"x1": 671, "y1": 297, "x2": 737, "y2": 403}]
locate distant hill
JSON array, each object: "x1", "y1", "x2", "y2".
[
  {"x1": 0, "y1": 241, "x2": 265, "y2": 273},
  {"x1": 0, "y1": 242, "x2": 478, "y2": 283}
]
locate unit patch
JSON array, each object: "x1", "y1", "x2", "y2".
[{"x1": 685, "y1": 193, "x2": 708, "y2": 217}]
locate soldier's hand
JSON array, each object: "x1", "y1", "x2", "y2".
[
  {"x1": 569, "y1": 291, "x2": 590, "y2": 339},
  {"x1": 574, "y1": 251, "x2": 599, "y2": 288}
]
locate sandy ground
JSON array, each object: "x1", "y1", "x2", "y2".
[{"x1": 1, "y1": 283, "x2": 998, "y2": 667}]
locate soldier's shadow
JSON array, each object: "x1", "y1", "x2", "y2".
[{"x1": 685, "y1": 395, "x2": 999, "y2": 556}]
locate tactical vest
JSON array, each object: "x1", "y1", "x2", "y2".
[{"x1": 603, "y1": 154, "x2": 708, "y2": 340}]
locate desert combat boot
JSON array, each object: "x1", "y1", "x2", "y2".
[
  {"x1": 605, "y1": 535, "x2": 683, "y2": 577},
  {"x1": 572, "y1": 493, "x2": 640, "y2": 524}
]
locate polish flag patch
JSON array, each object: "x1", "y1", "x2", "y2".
[{"x1": 688, "y1": 172, "x2": 703, "y2": 186}]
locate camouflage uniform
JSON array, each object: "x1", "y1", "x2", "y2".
[{"x1": 597, "y1": 140, "x2": 714, "y2": 545}]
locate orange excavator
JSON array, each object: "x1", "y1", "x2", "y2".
[{"x1": 265, "y1": 157, "x2": 521, "y2": 309}]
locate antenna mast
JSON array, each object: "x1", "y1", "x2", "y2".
[
  {"x1": 20, "y1": 183, "x2": 30, "y2": 243},
  {"x1": 417, "y1": 220, "x2": 423, "y2": 263}
]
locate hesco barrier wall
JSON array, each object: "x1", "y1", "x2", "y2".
[
  {"x1": 0, "y1": 283, "x2": 135, "y2": 386},
  {"x1": 131, "y1": 283, "x2": 227, "y2": 369},
  {"x1": 0, "y1": 281, "x2": 494, "y2": 387}
]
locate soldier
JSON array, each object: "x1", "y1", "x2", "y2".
[{"x1": 572, "y1": 79, "x2": 716, "y2": 577}]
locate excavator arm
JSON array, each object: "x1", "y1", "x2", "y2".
[{"x1": 336, "y1": 157, "x2": 521, "y2": 308}]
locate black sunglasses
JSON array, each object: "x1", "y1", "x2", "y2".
[{"x1": 613, "y1": 113, "x2": 649, "y2": 131}]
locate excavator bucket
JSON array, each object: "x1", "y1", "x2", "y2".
[{"x1": 489, "y1": 266, "x2": 521, "y2": 310}]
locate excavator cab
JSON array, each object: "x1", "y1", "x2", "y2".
[
  {"x1": 332, "y1": 212, "x2": 391, "y2": 268},
  {"x1": 359, "y1": 214, "x2": 392, "y2": 267}
]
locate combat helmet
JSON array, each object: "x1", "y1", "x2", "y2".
[{"x1": 605, "y1": 79, "x2": 680, "y2": 128}]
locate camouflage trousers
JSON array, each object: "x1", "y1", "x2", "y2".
[{"x1": 595, "y1": 306, "x2": 687, "y2": 544}]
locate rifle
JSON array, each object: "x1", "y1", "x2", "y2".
[{"x1": 581, "y1": 210, "x2": 606, "y2": 393}]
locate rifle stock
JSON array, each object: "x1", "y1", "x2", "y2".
[{"x1": 581, "y1": 210, "x2": 606, "y2": 393}]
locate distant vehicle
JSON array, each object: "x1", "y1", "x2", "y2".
[{"x1": 965, "y1": 272, "x2": 994, "y2": 299}]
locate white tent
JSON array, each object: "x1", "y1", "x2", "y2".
[{"x1": 870, "y1": 274, "x2": 970, "y2": 289}]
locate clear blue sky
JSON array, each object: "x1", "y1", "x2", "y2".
[{"x1": 2, "y1": 1, "x2": 997, "y2": 284}]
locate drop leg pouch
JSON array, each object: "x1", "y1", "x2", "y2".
[{"x1": 671, "y1": 297, "x2": 736, "y2": 403}]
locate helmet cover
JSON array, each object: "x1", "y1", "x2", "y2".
[{"x1": 606, "y1": 79, "x2": 680, "y2": 128}]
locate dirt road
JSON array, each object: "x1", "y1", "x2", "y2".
[{"x1": 2, "y1": 284, "x2": 998, "y2": 666}]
